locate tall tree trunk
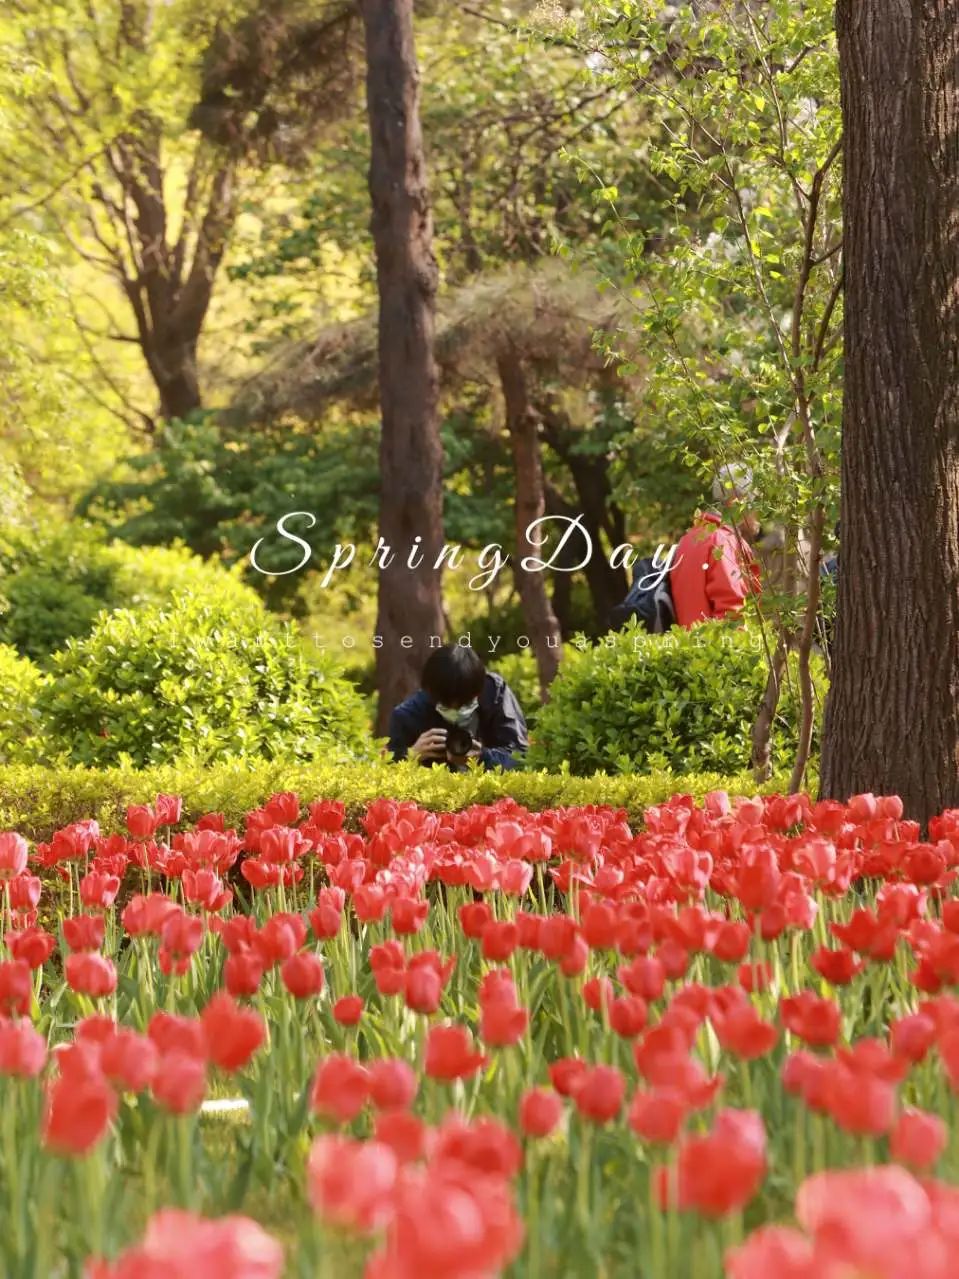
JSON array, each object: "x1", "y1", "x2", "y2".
[
  {"x1": 360, "y1": 0, "x2": 446, "y2": 734},
  {"x1": 821, "y1": 0, "x2": 959, "y2": 823},
  {"x1": 497, "y1": 346, "x2": 563, "y2": 696},
  {"x1": 538, "y1": 405, "x2": 628, "y2": 626},
  {"x1": 153, "y1": 338, "x2": 203, "y2": 421}
]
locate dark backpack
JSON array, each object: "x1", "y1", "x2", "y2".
[{"x1": 608, "y1": 555, "x2": 676, "y2": 634}]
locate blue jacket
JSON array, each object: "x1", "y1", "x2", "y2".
[{"x1": 387, "y1": 671, "x2": 528, "y2": 771}]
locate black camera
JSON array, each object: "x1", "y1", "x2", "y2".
[{"x1": 445, "y1": 723, "x2": 474, "y2": 759}]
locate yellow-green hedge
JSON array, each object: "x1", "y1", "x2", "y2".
[{"x1": 0, "y1": 760, "x2": 790, "y2": 842}]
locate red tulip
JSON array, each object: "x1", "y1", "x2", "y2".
[
  {"x1": 151, "y1": 1051, "x2": 207, "y2": 1114},
  {"x1": 79, "y1": 871, "x2": 120, "y2": 911},
  {"x1": 182, "y1": 868, "x2": 231, "y2": 913},
  {"x1": 432, "y1": 1114, "x2": 522, "y2": 1179},
  {"x1": 66, "y1": 952, "x2": 117, "y2": 998},
  {"x1": 481, "y1": 920, "x2": 518, "y2": 962},
  {"x1": 458, "y1": 902, "x2": 492, "y2": 939},
  {"x1": 480, "y1": 999, "x2": 528, "y2": 1048},
  {"x1": 224, "y1": 951, "x2": 264, "y2": 998},
  {"x1": 404, "y1": 965, "x2": 442, "y2": 1015},
  {"x1": 43, "y1": 1069, "x2": 116, "y2": 1154},
  {"x1": 499, "y1": 859, "x2": 533, "y2": 896},
  {"x1": 374, "y1": 1111, "x2": 428, "y2": 1163},
  {"x1": 100, "y1": 1028, "x2": 158, "y2": 1093},
  {"x1": 391, "y1": 895, "x2": 429, "y2": 936},
  {"x1": 581, "y1": 901, "x2": 619, "y2": 950},
  {"x1": 255, "y1": 913, "x2": 307, "y2": 967},
  {"x1": 712, "y1": 920, "x2": 751, "y2": 963},
  {"x1": 571, "y1": 1064, "x2": 625, "y2": 1124},
  {"x1": 608, "y1": 995, "x2": 648, "y2": 1040},
  {"x1": 89, "y1": 1208, "x2": 283, "y2": 1278},
  {"x1": 780, "y1": 991, "x2": 841, "y2": 1046},
  {"x1": 0, "y1": 959, "x2": 33, "y2": 1017},
  {"x1": 147, "y1": 1012, "x2": 206, "y2": 1060},
  {"x1": 122, "y1": 893, "x2": 180, "y2": 937},
  {"x1": 548, "y1": 1057, "x2": 588, "y2": 1097},
  {"x1": 424, "y1": 1024, "x2": 486, "y2": 1082},
  {"x1": 738, "y1": 961, "x2": 773, "y2": 993},
  {"x1": 0, "y1": 832, "x2": 28, "y2": 881},
  {"x1": 890, "y1": 1012, "x2": 936, "y2": 1063},
  {"x1": 333, "y1": 995, "x2": 365, "y2": 1026},
  {"x1": 369, "y1": 1059, "x2": 417, "y2": 1112},
  {"x1": 714, "y1": 1004, "x2": 778, "y2": 1060},
  {"x1": 154, "y1": 794, "x2": 183, "y2": 825},
  {"x1": 62, "y1": 913, "x2": 105, "y2": 953},
  {"x1": 0, "y1": 1018, "x2": 46, "y2": 1077},
  {"x1": 8, "y1": 926, "x2": 55, "y2": 970},
  {"x1": 619, "y1": 955, "x2": 666, "y2": 1002},
  {"x1": 8, "y1": 874, "x2": 41, "y2": 911},
  {"x1": 201, "y1": 994, "x2": 266, "y2": 1072},
  {"x1": 307, "y1": 1134, "x2": 398, "y2": 1232},
  {"x1": 311, "y1": 1053, "x2": 369, "y2": 1122},
  {"x1": 890, "y1": 1107, "x2": 947, "y2": 1169},
  {"x1": 823, "y1": 1062, "x2": 895, "y2": 1136},
  {"x1": 126, "y1": 805, "x2": 159, "y2": 839},
  {"x1": 660, "y1": 1109, "x2": 766, "y2": 1217},
  {"x1": 811, "y1": 945, "x2": 864, "y2": 985},
  {"x1": 353, "y1": 884, "x2": 389, "y2": 924},
  {"x1": 309, "y1": 902, "x2": 342, "y2": 941},
  {"x1": 628, "y1": 1087, "x2": 687, "y2": 1144},
  {"x1": 725, "y1": 1225, "x2": 818, "y2": 1279},
  {"x1": 518, "y1": 1088, "x2": 563, "y2": 1138},
  {"x1": 375, "y1": 1156, "x2": 523, "y2": 1279},
  {"x1": 582, "y1": 976, "x2": 614, "y2": 1013},
  {"x1": 281, "y1": 952, "x2": 325, "y2": 999}
]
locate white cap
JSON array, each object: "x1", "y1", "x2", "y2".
[{"x1": 712, "y1": 462, "x2": 755, "y2": 505}]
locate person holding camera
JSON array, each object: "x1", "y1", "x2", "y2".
[{"x1": 386, "y1": 645, "x2": 528, "y2": 771}]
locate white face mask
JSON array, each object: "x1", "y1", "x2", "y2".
[{"x1": 436, "y1": 699, "x2": 479, "y2": 727}]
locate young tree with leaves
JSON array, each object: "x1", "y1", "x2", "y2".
[
  {"x1": 2, "y1": 0, "x2": 355, "y2": 428},
  {"x1": 574, "y1": 0, "x2": 843, "y2": 787}
]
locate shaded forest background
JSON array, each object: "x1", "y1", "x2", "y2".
[{"x1": 1, "y1": 0, "x2": 842, "y2": 752}]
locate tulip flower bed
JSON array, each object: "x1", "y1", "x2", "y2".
[{"x1": 2, "y1": 788, "x2": 959, "y2": 1278}]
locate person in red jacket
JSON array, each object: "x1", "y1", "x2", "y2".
[{"x1": 670, "y1": 463, "x2": 762, "y2": 628}]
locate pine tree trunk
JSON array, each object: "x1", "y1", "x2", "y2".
[
  {"x1": 820, "y1": 0, "x2": 959, "y2": 823},
  {"x1": 497, "y1": 347, "x2": 563, "y2": 696},
  {"x1": 359, "y1": 0, "x2": 446, "y2": 735}
]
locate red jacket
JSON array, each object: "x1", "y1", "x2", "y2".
[{"x1": 670, "y1": 513, "x2": 761, "y2": 628}]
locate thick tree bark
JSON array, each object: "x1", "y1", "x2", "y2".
[
  {"x1": 497, "y1": 346, "x2": 563, "y2": 696},
  {"x1": 360, "y1": 0, "x2": 446, "y2": 735},
  {"x1": 821, "y1": 0, "x2": 959, "y2": 823}
]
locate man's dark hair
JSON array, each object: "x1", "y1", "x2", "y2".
[{"x1": 421, "y1": 645, "x2": 486, "y2": 705}]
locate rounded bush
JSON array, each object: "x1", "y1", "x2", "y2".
[
  {"x1": 528, "y1": 620, "x2": 824, "y2": 776},
  {"x1": 0, "y1": 525, "x2": 262, "y2": 663},
  {"x1": 35, "y1": 595, "x2": 372, "y2": 768},
  {"x1": 0, "y1": 642, "x2": 46, "y2": 764}
]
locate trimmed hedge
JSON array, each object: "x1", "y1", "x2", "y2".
[
  {"x1": 0, "y1": 643, "x2": 45, "y2": 765},
  {"x1": 0, "y1": 526, "x2": 262, "y2": 664},
  {"x1": 34, "y1": 595, "x2": 371, "y2": 768},
  {"x1": 0, "y1": 759, "x2": 790, "y2": 842},
  {"x1": 528, "y1": 619, "x2": 825, "y2": 776}
]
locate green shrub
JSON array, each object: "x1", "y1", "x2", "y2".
[
  {"x1": 34, "y1": 595, "x2": 372, "y2": 768},
  {"x1": 0, "y1": 643, "x2": 46, "y2": 764},
  {"x1": 528, "y1": 620, "x2": 825, "y2": 776},
  {"x1": 0, "y1": 758, "x2": 789, "y2": 843},
  {"x1": 0, "y1": 524, "x2": 262, "y2": 663}
]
